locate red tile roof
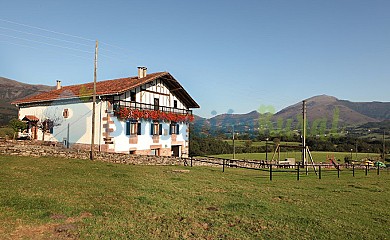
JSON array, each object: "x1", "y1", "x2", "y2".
[
  {"x1": 12, "y1": 72, "x2": 200, "y2": 108},
  {"x1": 22, "y1": 115, "x2": 39, "y2": 121}
]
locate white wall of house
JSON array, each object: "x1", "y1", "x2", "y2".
[
  {"x1": 110, "y1": 117, "x2": 188, "y2": 154},
  {"x1": 17, "y1": 78, "x2": 191, "y2": 156},
  {"x1": 18, "y1": 99, "x2": 106, "y2": 148}
]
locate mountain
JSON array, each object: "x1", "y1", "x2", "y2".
[
  {"x1": 194, "y1": 95, "x2": 390, "y2": 136},
  {"x1": 0, "y1": 77, "x2": 54, "y2": 126},
  {"x1": 208, "y1": 111, "x2": 260, "y2": 128},
  {"x1": 273, "y1": 95, "x2": 382, "y2": 127},
  {"x1": 338, "y1": 100, "x2": 390, "y2": 120},
  {"x1": 192, "y1": 111, "x2": 260, "y2": 136}
]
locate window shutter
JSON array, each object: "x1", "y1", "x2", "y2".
[
  {"x1": 137, "y1": 122, "x2": 142, "y2": 135},
  {"x1": 159, "y1": 124, "x2": 163, "y2": 135},
  {"x1": 169, "y1": 124, "x2": 172, "y2": 135},
  {"x1": 176, "y1": 124, "x2": 180, "y2": 134},
  {"x1": 126, "y1": 121, "x2": 130, "y2": 135},
  {"x1": 150, "y1": 123, "x2": 154, "y2": 135}
]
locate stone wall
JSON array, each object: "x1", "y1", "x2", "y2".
[
  {"x1": 0, "y1": 140, "x2": 237, "y2": 168},
  {"x1": 0, "y1": 140, "x2": 187, "y2": 166},
  {"x1": 0, "y1": 140, "x2": 308, "y2": 169}
]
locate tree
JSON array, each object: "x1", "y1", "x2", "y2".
[
  {"x1": 38, "y1": 108, "x2": 63, "y2": 141},
  {"x1": 8, "y1": 118, "x2": 27, "y2": 139}
]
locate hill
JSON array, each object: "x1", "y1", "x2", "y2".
[
  {"x1": 338, "y1": 100, "x2": 390, "y2": 120},
  {"x1": 194, "y1": 95, "x2": 390, "y2": 137},
  {"x1": 273, "y1": 95, "x2": 381, "y2": 127},
  {"x1": 192, "y1": 111, "x2": 260, "y2": 136},
  {"x1": 0, "y1": 77, "x2": 54, "y2": 126}
]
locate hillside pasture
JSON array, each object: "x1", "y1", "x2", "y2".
[{"x1": 0, "y1": 155, "x2": 389, "y2": 239}]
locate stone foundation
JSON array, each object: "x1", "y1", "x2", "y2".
[{"x1": 0, "y1": 140, "x2": 186, "y2": 166}]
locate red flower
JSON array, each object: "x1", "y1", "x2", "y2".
[{"x1": 115, "y1": 107, "x2": 194, "y2": 123}]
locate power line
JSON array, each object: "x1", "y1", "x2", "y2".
[
  {"x1": 0, "y1": 18, "x2": 95, "y2": 42},
  {"x1": 0, "y1": 26, "x2": 92, "y2": 47},
  {"x1": 0, "y1": 33, "x2": 94, "y2": 54},
  {"x1": 0, "y1": 35, "x2": 129, "y2": 63},
  {"x1": 0, "y1": 40, "x2": 92, "y2": 60},
  {"x1": 0, "y1": 18, "x2": 133, "y2": 58},
  {"x1": 0, "y1": 18, "x2": 136, "y2": 67}
]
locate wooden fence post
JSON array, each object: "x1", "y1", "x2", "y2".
[
  {"x1": 269, "y1": 163, "x2": 272, "y2": 181},
  {"x1": 190, "y1": 157, "x2": 193, "y2": 167},
  {"x1": 352, "y1": 164, "x2": 355, "y2": 177},
  {"x1": 337, "y1": 166, "x2": 340, "y2": 178},
  {"x1": 319, "y1": 165, "x2": 321, "y2": 179},
  {"x1": 365, "y1": 165, "x2": 368, "y2": 176},
  {"x1": 297, "y1": 163, "x2": 300, "y2": 181},
  {"x1": 305, "y1": 163, "x2": 308, "y2": 175},
  {"x1": 377, "y1": 164, "x2": 380, "y2": 175},
  {"x1": 222, "y1": 159, "x2": 225, "y2": 172}
]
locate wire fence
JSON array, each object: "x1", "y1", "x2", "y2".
[{"x1": 185, "y1": 156, "x2": 389, "y2": 181}]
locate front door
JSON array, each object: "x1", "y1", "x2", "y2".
[{"x1": 171, "y1": 145, "x2": 180, "y2": 157}]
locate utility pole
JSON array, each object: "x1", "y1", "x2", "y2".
[
  {"x1": 302, "y1": 100, "x2": 307, "y2": 165},
  {"x1": 383, "y1": 130, "x2": 386, "y2": 161},
  {"x1": 90, "y1": 40, "x2": 98, "y2": 160},
  {"x1": 355, "y1": 140, "x2": 358, "y2": 159},
  {"x1": 232, "y1": 125, "x2": 235, "y2": 159}
]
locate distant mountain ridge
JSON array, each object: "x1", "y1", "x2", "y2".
[
  {"x1": 338, "y1": 100, "x2": 390, "y2": 120},
  {"x1": 273, "y1": 95, "x2": 382, "y2": 127},
  {"x1": 0, "y1": 77, "x2": 54, "y2": 126},
  {"x1": 1, "y1": 78, "x2": 389, "y2": 133},
  {"x1": 194, "y1": 95, "x2": 390, "y2": 135}
]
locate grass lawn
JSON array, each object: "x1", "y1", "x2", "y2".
[
  {"x1": 213, "y1": 152, "x2": 381, "y2": 163},
  {"x1": 0, "y1": 155, "x2": 389, "y2": 239}
]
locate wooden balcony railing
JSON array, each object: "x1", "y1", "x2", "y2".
[{"x1": 112, "y1": 100, "x2": 192, "y2": 115}]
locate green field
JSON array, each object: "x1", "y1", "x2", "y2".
[
  {"x1": 223, "y1": 140, "x2": 301, "y2": 147},
  {"x1": 212, "y1": 151, "x2": 381, "y2": 162},
  {"x1": 0, "y1": 155, "x2": 389, "y2": 239}
]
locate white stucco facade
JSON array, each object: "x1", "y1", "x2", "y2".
[{"x1": 16, "y1": 72, "x2": 197, "y2": 157}]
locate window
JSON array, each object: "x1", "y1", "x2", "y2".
[
  {"x1": 173, "y1": 100, "x2": 177, "y2": 109},
  {"x1": 130, "y1": 91, "x2": 136, "y2": 102},
  {"x1": 151, "y1": 121, "x2": 162, "y2": 135},
  {"x1": 63, "y1": 109, "x2": 69, "y2": 118},
  {"x1": 137, "y1": 122, "x2": 142, "y2": 135},
  {"x1": 126, "y1": 121, "x2": 130, "y2": 135},
  {"x1": 170, "y1": 122, "x2": 180, "y2": 135},
  {"x1": 126, "y1": 120, "x2": 140, "y2": 135},
  {"x1": 113, "y1": 103, "x2": 119, "y2": 111},
  {"x1": 154, "y1": 98, "x2": 159, "y2": 111}
]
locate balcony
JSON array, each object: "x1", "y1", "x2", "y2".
[{"x1": 112, "y1": 100, "x2": 192, "y2": 115}]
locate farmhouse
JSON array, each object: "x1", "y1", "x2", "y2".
[{"x1": 12, "y1": 67, "x2": 199, "y2": 157}]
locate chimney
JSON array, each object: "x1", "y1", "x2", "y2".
[
  {"x1": 56, "y1": 80, "x2": 62, "y2": 90},
  {"x1": 137, "y1": 66, "x2": 147, "y2": 79}
]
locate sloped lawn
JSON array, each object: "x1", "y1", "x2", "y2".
[{"x1": 0, "y1": 155, "x2": 389, "y2": 239}]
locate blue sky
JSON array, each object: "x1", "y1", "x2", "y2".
[{"x1": 1, "y1": 0, "x2": 389, "y2": 118}]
